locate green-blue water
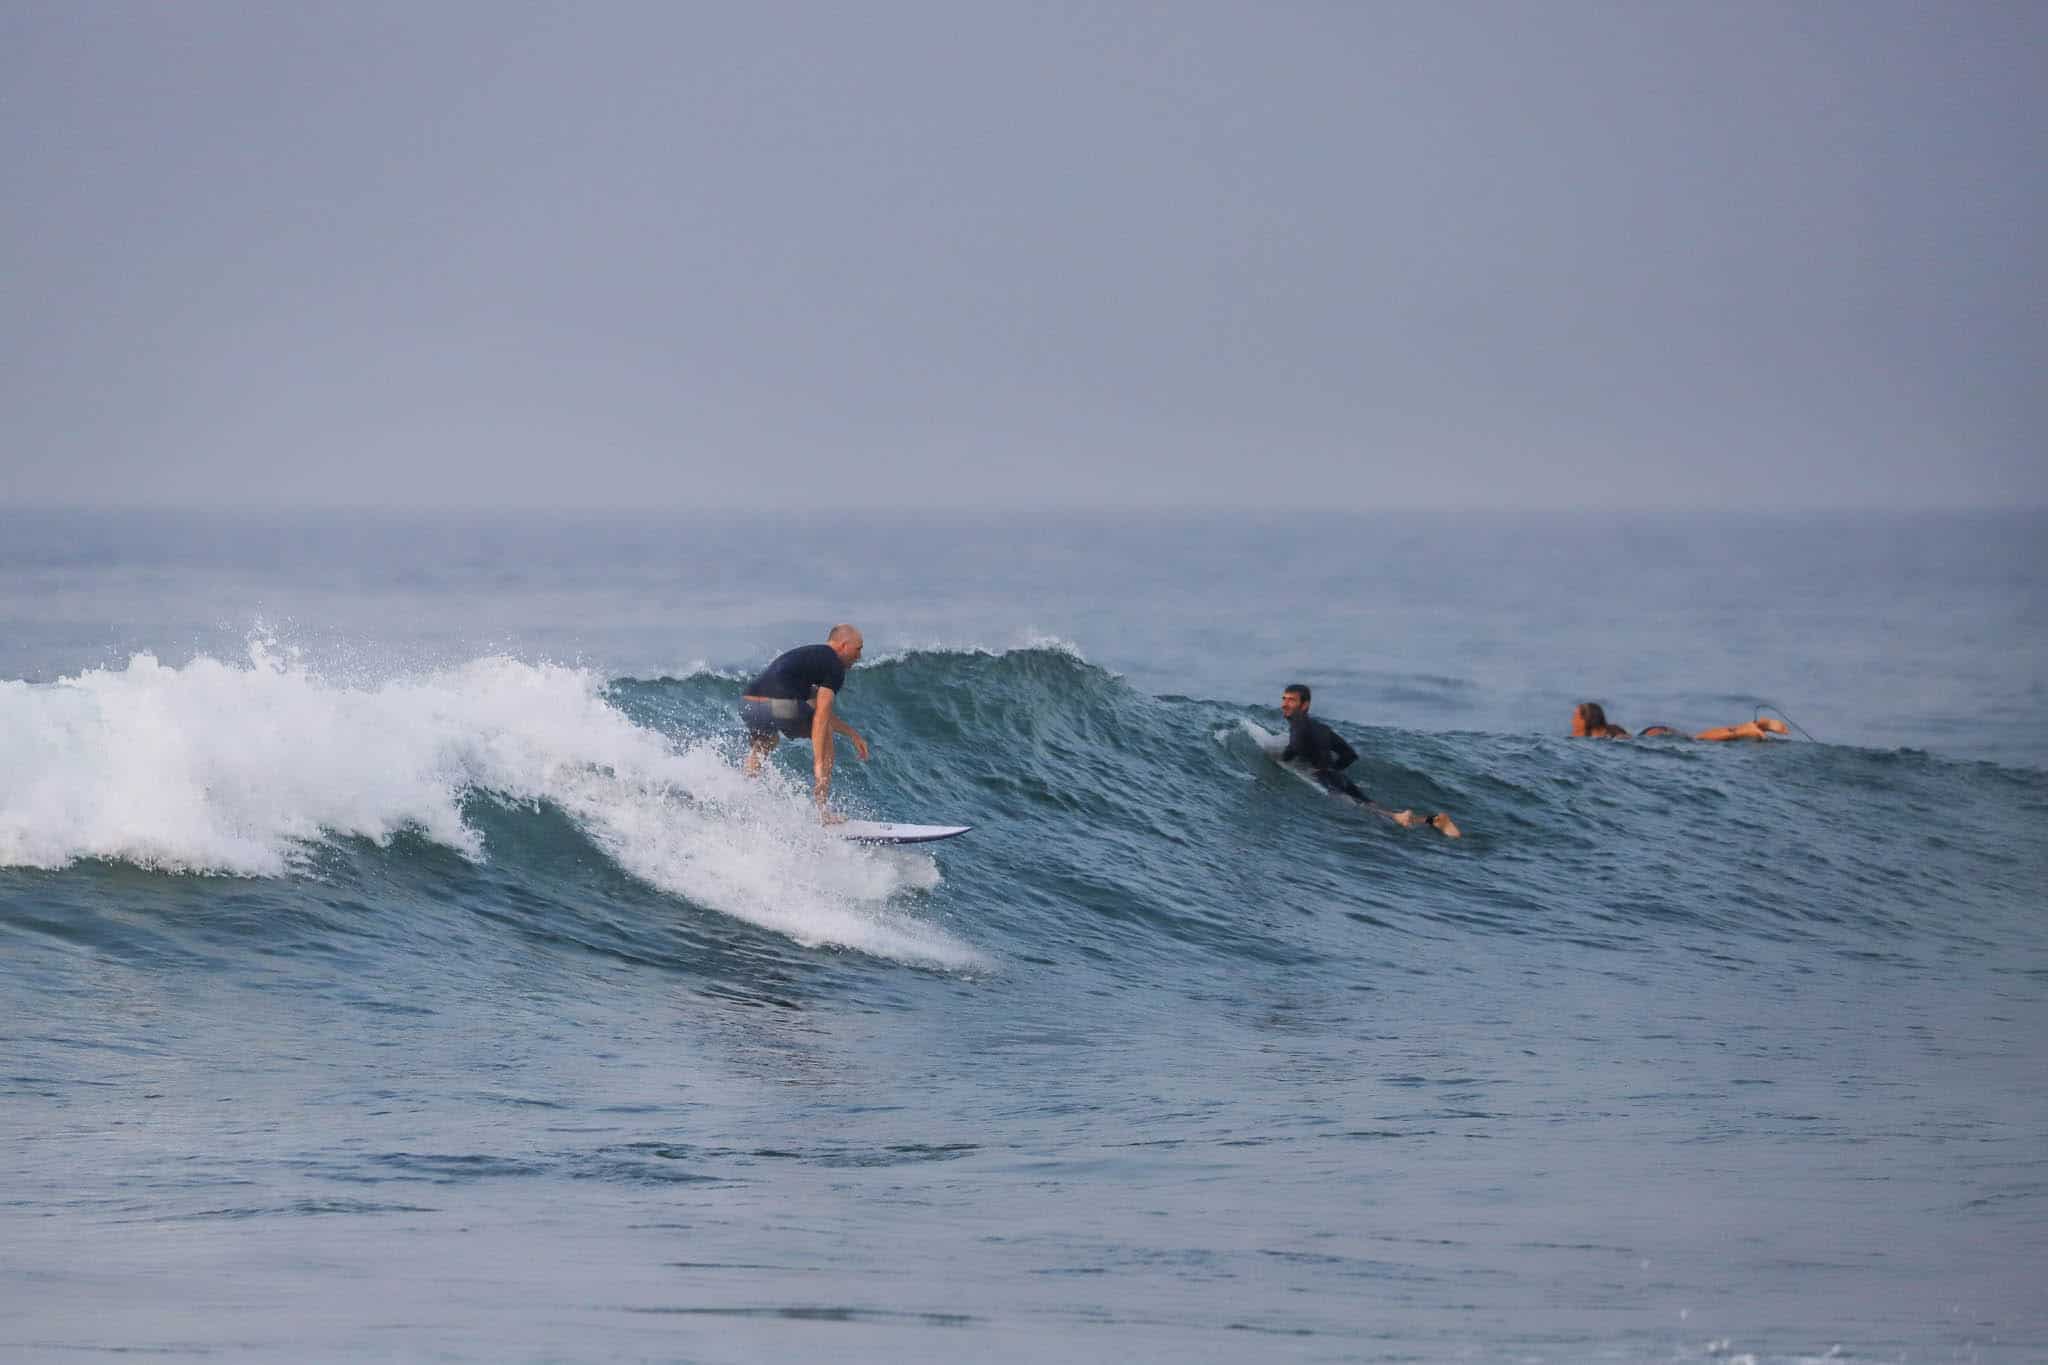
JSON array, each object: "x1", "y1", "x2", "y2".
[{"x1": 3, "y1": 510, "x2": 2044, "y2": 1362}]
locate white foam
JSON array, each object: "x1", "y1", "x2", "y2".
[{"x1": 0, "y1": 644, "x2": 978, "y2": 968}]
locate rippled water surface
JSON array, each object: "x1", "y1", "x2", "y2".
[{"x1": 3, "y1": 510, "x2": 2043, "y2": 1362}]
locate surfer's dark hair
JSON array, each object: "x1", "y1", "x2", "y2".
[
  {"x1": 1577, "y1": 701, "x2": 1609, "y2": 729},
  {"x1": 1284, "y1": 682, "x2": 1311, "y2": 704}
]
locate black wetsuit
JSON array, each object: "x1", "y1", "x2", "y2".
[
  {"x1": 1283, "y1": 712, "x2": 1368, "y2": 801},
  {"x1": 741, "y1": 644, "x2": 849, "y2": 740}
]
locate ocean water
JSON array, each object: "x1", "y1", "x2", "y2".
[{"x1": 1, "y1": 508, "x2": 2043, "y2": 1364}]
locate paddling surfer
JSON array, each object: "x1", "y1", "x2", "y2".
[
  {"x1": 1569, "y1": 702, "x2": 1789, "y2": 742},
  {"x1": 1280, "y1": 684, "x2": 1460, "y2": 837},
  {"x1": 741, "y1": 624, "x2": 870, "y2": 817}
]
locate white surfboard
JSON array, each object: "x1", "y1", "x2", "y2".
[
  {"x1": 1247, "y1": 725, "x2": 1343, "y2": 797},
  {"x1": 832, "y1": 821, "x2": 973, "y2": 845}
]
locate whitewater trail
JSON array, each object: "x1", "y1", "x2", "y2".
[{"x1": 0, "y1": 644, "x2": 976, "y2": 968}]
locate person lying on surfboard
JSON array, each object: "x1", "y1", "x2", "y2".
[
  {"x1": 1569, "y1": 701, "x2": 1789, "y2": 742},
  {"x1": 741, "y1": 624, "x2": 871, "y2": 820},
  {"x1": 1280, "y1": 684, "x2": 1460, "y2": 837}
]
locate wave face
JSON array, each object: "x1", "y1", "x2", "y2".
[{"x1": 7, "y1": 642, "x2": 2041, "y2": 972}]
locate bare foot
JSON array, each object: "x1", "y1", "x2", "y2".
[
  {"x1": 1392, "y1": 809, "x2": 1425, "y2": 829},
  {"x1": 1431, "y1": 813, "x2": 1462, "y2": 838},
  {"x1": 819, "y1": 810, "x2": 847, "y2": 826},
  {"x1": 1756, "y1": 716, "x2": 1789, "y2": 736}
]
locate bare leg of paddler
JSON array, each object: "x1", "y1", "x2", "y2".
[{"x1": 1390, "y1": 807, "x2": 1462, "y2": 838}]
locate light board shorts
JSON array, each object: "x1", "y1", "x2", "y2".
[{"x1": 741, "y1": 697, "x2": 814, "y2": 741}]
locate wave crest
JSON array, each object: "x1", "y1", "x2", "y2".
[{"x1": 0, "y1": 645, "x2": 976, "y2": 967}]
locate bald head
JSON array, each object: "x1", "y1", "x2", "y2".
[{"x1": 827, "y1": 623, "x2": 864, "y2": 664}]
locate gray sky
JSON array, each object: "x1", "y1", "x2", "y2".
[{"x1": 2, "y1": 0, "x2": 2042, "y2": 510}]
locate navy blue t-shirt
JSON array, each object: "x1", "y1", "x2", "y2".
[{"x1": 745, "y1": 644, "x2": 848, "y2": 701}]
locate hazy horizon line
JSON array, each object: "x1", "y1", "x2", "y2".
[{"x1": 4, "y1": 499, "x2": 2044, "y2": 520}]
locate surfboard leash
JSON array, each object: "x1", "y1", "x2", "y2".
[{"x1": 1753, "y1": 701, "x2": 1820, "y2": 743}]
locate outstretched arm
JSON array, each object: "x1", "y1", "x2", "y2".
[
  {"x1": 808, "y1": 688, "x2": 872, "y2": 814},
  {"x1": 810, "y1": 687, "x2": 839, "y2": 810},
  {"x1": 829, "y1": 710, "x2": 869, "y2": 759}
]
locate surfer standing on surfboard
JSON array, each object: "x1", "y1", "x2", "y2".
[
  {"x1": 1280, "y1": 684, "x2": 1461, "y2": 837},
  {"x1": 741, "y1": 624, "x2": 870, "y2": 820}
]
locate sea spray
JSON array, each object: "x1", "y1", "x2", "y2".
[{"x1": 0, "y1": 643, "x2": 974, "y2": 965}]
